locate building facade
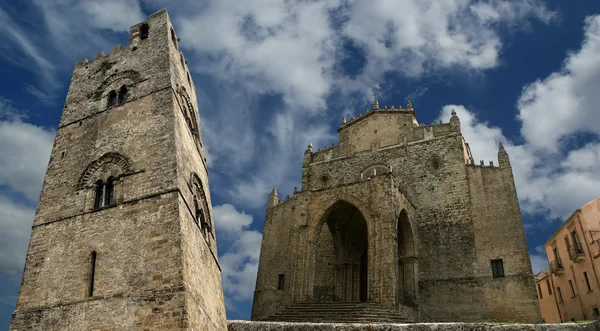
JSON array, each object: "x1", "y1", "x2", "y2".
[
  {"x1": 252, "y1": 101, "x2": 542, "y2": 323},
  {"x1": 541, "y1": 197, "x2": 600, "y2": 322},
  {"x1": 10, "y1": 9, "x2": 227, "y2": 330},
  {"x1": 535, "y1": 269, "x2": 561, "y2": 322}
]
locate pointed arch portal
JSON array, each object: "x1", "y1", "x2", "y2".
[{"x1": 313, "y1": 201, "x2": 368, "y2": 302}]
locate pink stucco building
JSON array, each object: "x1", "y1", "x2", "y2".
[{"x1": 539, "y1": 197, "x2": 600, "y2": 322}]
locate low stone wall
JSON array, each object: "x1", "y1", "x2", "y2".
[{"x1": 228, "y1": 320, "x2": 600, "y2": 331}]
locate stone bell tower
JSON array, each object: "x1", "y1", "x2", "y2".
[{"x1": 10, "y1": 9, "x2": 226, "y2": 330}]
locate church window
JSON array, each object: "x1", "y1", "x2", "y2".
[
  {"x1": 108, "y1": 90, "x2": 117, "y2": 107},
  {"x1": 118, "y1": 86, "x2": 128, "y2": 104},
  {"x1": 491, "y1": 259, "x2": 504, "y2": 278},
  {"x1": 105, "y1": 177, "x2": 115, "y2": 206},
  {"x1": 180, "y1": 54, "x2": 185, "y2": 68},
  {"x1": 94, "y1": 180, "x2": 105, "y2": 209},
  {"x1": 278, "y1": 274, "x2": 285, "y2": 290},
  {"x1": 171, "y1": 28, "x2": 177, "y2": 49},
  {"x1": 87, "y1": 251, "x2": 97, "y2": 297},
  {"x1": 140, "y1": 23, "x2": 149, "y2": 40},
  {"x1": 187, "y1": 72, "x2": 191, "y2": 85},
  {"x1": 94, "y1": 178, "x2": 116, "y2": 209}
]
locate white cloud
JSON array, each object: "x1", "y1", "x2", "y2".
[
  {"x1": 0, "y1": 196, "x2": 34, "y2": 279},
  {"x1": 0, "y1": 100, "x2": 55, "y2": 202},
  {"x1": 213, "y1": 204, "x2": 263, "y2": 305},
  {"x1": 518, "y1": 15, "x2": 600, "y2": 152},
  {"x1": 530, "y1": 254, "x2": 549, "y2": 274}
]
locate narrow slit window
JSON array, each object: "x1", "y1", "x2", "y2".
[
  {"x1": 278, "y1": 274, "x2": 285, "y2": 290},
  {"x1": 180, "y1": 54, "x2": 185, "y2": 68},
  {"x1": 87, "y1": 251, "x2": 97, "y2": 297},
  {"x1": 108, "y1": 90, "x2": 117, "y2": 108},
  {"x1": 118, "y1": 86, "x2": 128, "y2": 104},
  {"x1": 546, "y1": 279, "x2": 552, "y2": 295},
  {"x1": 537, "y1": 283, "x2": 543, "y2": 298},
  {"x1": 140, "y1": 23, "x2": 149, "y2": 40},
  {"x1": 569, "y1": 279, "x2": 576, "y2": 296},
  {"x1": 491, "y1": 259, "x2": 505, "y2": 278},
  {"x1": 557, "y1": 287, "x2": 563, "y2": 302},
  {"x1": 584, "y1": 272, "x2": 592, "y2": 291},
  {"x1": 187, "y1": 72, "x2": 191, "y2": 85}
]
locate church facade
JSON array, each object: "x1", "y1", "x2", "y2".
[
  {"x1": 10, "y1": 10, "x2": 227, "y2": 330},
  {"x1": 252, "y1": 101, "x2": 542, "y2": 323}
]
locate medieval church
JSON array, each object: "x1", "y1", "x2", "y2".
[
  {"x1": 9, "y1": 8, "x2": 543, "y2": 331},
  {"x1": 251, "y1": 102, "x2": 542, "y2": 323}
]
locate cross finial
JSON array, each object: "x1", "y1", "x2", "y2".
[{"x1": 371, "y1": 88, "x2": 379, "y2": 110}]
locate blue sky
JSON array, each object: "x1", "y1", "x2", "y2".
[{"x1": 1, "y1": 0, "x2": 600, "y2": 328}]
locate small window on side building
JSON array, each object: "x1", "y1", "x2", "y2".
[
  {"x1": 537, "y1": 283, "x2": 543, "y2": 299},
  {"x1": 569, "y1": 279, "x2": 576, "y2": 296},
  {"x1": 546, "y1": 279, "x2": 552, "y2": 295},
  {"x1": 557, "y1": 287, "x2": 563, "y2": 302},
  {"x1": 584, "y1": 271, "x2": 592, "y2": 292},
  {"x1": 278, "y1": 274, "x2": 285, "y2": 290},
  {"x1": 491, "y1": 259, "x2": 505, "y2": 278}
]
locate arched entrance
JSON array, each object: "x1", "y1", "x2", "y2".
[
  {"x1": 313, "y1": 201, "x2": 368, "y2": 302},
  {"x1": 397, "y1": 209, "x2": 416, "y2": 307}
]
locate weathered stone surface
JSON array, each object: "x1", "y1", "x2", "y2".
[
  {"x1": 253, "y1": 106, "x2": 541, "y2": 323},
  {"x1": 10, "y1": 9, "x2": 226, "y2": 331},
  {"x1": 228, "y1": 320, "x2": 600, "y2": 331}
]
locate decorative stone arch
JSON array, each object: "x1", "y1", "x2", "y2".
[
  {"x1": 77, "y1": 152, "x2": 133, "y2": 189},
  {"x1": 190, "y1": 172, "x2": 213, "y2": 240},
  {"x1": 308, "y1": 194, "x2": 375, "y2": 303},
  {"x1": 396, "y1": 209, "x2": 418, "y2": 308},
  {"x1": 177, "y1": 86, "x2": 200, "y2": 139},
  {"x1": 90, "y1": 70, "x2": 143, "y2": 102},
  {"x1": 360, "y1": 163, "x2": 392, "y2": 180}
]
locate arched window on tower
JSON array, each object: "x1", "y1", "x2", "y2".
[
  {"x1": 180, "y1": 54, "x2": 185, "y2": 68},
  {"x1": 105, "y1": 177, "x2": 115, "y2": 206},
  {"x1": 118, "y1": 86, "x2": 128, "y2": 104},
  {"x1": 140, "y1": 23, "x2": 149, "y2": 40},
  {"x1": 187, "y1": 72, "x2": 191, "y2": 85},
  {"x1": 94, "y1": 180, "x2": 104, "y2": 209},
  {"x1": 94, "y1": 178, "x2": 116, "y2": 209},
  {"x1": 108, "y1": 90, "x2": 117, "y2": 108}
]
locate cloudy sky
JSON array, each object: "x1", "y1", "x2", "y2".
[{"x1": 1, "y1": 0, "x2": 600, "y2": 327}]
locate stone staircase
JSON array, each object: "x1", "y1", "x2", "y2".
[{"x1": 265, "y1": 301, "x2": 413, "y2": 323}]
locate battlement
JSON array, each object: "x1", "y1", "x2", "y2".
[
  {"x1": 75, "y1": 9, "x2": 170, "y2": 68},
  {"x1": 306, "y1": 102, "x2": 460, "y2": 164}
]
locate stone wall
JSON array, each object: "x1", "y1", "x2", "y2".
[{"x1": 229, "y1": 320, "x2": 600, "y2": 331}]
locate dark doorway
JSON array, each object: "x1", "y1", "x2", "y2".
[
  {"x1": 359, "y1": 249, "x2": 368, "y2": 302},
  {"x1": 313, "y1": 200, "x2": 369, "y2": 302}
]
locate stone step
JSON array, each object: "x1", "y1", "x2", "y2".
[{"x1": 267, "y1": 301, "x2": 413, "y2": 323}]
